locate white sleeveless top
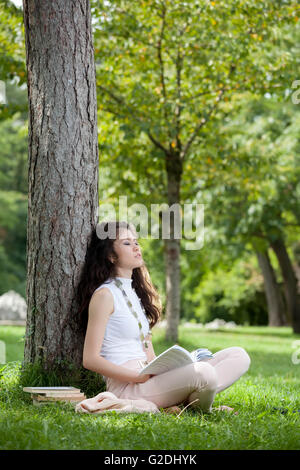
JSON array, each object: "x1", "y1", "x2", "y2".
[{"x1": 93, "y1": 276, "x2": 150, "y2": 381}]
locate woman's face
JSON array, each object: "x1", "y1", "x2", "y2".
[{"x1": 111, "y1": 228, "x2": 144, "y2": 270}]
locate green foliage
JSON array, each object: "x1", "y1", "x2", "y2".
[
  {"x1": 94, "y1": 0, "x2": 300, "y2": 217},
  {"x1": 0, "y1": 190, "x2": 27, "y2": 296},
  {"x1": 178, "y1": 93, "x2": 300, "y2": 330},
  {"x1": 93, "y1": 0, "x2": 298, "y2": 154},
  {"x1": 0, "y1": 325, "x2": 25, "y2": 364},
  {"x1": 189, "y1": 94, "x2": 300, "y2": 242},
  {"x1": 0, "y1": 1, "x2": 27, "y2": 121},
  {"x1": 0, "y1": 114, "x2": 28, "y2": 192},
  {"x1": 0, "y1": 108, "x2": 28, "y2": 296},
  {"x1": 185, "y1": 255, "x2": 268, "y2": 325},
  {"x1": 140, "y1": 237, "x2": 166, "y2": 305}
]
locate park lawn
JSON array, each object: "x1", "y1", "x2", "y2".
[{"x1": 0, "y1": 325, "x2": 299, "y2": 450}]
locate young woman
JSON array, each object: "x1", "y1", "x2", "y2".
[{"x1": 77, "y1": 221, "x2": 251, "y2": 414}]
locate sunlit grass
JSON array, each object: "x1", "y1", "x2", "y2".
[{"x1": 0, "y1": 325, "x2": 299, "y2": 450}]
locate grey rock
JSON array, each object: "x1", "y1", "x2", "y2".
[
  {"x1": 205, "y1": 318, "x2": 237, "y2": 330},
  {"x1": 0, "y1": 290, "x2": 27, "y2": 321}
]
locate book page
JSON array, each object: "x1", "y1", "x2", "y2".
[
  {"x1": 190, "y1": 348, "x2": 213, "y2": 362},
  {"x1": 139, "y1": 345, "x2": 193, "y2": 375}
]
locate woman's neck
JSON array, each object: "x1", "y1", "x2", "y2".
[{"x1": 114, "y1": 268, "x2": 133, "y2": 279}]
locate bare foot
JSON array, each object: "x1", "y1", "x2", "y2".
[
  {"x1": 213, "y1": 405, "x2": 238, "y2": 415},
  {"x1": 162, "y1": 406, "x2": 182, "y2": 415}
]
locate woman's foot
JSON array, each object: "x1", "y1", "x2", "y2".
[
  {"x1": 162, "y1": 405, "x2": 182, "y2": 415},
  {"x1": 213, "y1": 405, "x2": 238, "y2": 415}
]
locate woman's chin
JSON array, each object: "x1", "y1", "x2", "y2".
[{"x1": 133, "y1": 259, "x2": 144, "y2": 268}]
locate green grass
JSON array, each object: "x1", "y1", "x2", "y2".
[{"x1": 0, "y1": 325, "x2": 299, "y2": 450}]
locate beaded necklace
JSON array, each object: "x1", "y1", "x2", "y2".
[{"x1": 113, "y1": 278, "x2": 152, "y2": 350}]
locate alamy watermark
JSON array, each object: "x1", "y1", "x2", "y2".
[
  {"x1": 0, "y1": 340, "x2": 6, "y2": 364},
  {"x1": 95, "y1": 196, "x2": 204, "y2": 250},
  {"x1": 291, "y1": 80, "x2": 300, "y2": 104},
  {"x1": 291, "y1": 340, "x2": 300, "y2": 365},
  {"x1": 0, "y1": 81, "x2": 6, "y2": 105}
]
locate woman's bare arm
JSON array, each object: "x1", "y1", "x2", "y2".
[{"x1": 82, "y1": 288, "x2": 151, "y2": 383}]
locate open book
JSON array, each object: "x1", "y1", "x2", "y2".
[{"x1": 138, "y1": 345, "x2": 213, "y2": 376}]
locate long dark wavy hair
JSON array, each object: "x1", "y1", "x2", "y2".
[{"x1": 76, "y1": 221, "x2": 162, "y2": 333}]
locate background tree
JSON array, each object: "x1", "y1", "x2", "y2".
[
  {"x1": 22, "y1": 0, "x2": 99, "y2": 371},
  {"x1": 256, "y1": 249, "x2": 286, "y2": 326},
  {"x1": 189, "y1": 94, "x2": 300, "y2": 332}
]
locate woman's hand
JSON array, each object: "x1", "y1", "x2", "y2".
[{"x1": 132, "y1": 371, "x2": 154, "y2": 383}]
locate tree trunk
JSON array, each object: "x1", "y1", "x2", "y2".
[
  {"x1": 164, "y1": 236, "x2": 181, "y2": 342},
  {"x1": 164, "y1": 153, "x2": 182, "y2": 342},
  {"x1": 255, "y1": 249, "x2": 287, "y2": 326},
  {"x1": 23, "y1": 0, "x2": 99, "y2": 369},
  {"x1": 292, "y1": 242, "x2": 300, "y2": 293},
  {"x1": 270, "y1": 237, "x2": 300, "y2": 334}
]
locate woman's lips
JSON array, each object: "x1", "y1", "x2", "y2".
[{"x1": 135, "y1": 254, "x2": 142, "y2": 258}]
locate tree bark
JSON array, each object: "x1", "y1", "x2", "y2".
[
  {"x1": 270, "y1": 237, "x2": 300, "y2": 334},
  {"x1": 164, "y1": 152, "x2": 182, "y2": 342},
  {"x1": 23, "y1": 0, "x2": 99, "y2": 369},
  {"x1": 255, "y1": 249, "x2": 287, "y2": 326},
  {"x1": 292, "y1": 242, "x2": 300, "y2": 293},
  {"x1": 164, "y1": 236, "x2": 181, "y2": 342}
]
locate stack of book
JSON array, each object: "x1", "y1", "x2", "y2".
[{"x1": 23, "y1": 386, "x2": 86, "y2": 406}]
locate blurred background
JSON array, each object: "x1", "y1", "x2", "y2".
[{"x1": 0, "y1": 0, "x2": 299, "y2": 330}]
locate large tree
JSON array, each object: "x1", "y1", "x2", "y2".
[{"x1": 23, "y1": 0, "x2": 99, "y2": 370}]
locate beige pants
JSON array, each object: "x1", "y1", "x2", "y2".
[{"x1": 106, "y1": 346, "x2": 251, "y2": 412}]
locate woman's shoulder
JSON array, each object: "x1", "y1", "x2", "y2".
[
  {"x1": 90, "y1": 281, "x2": 115, "y2": 307},
  {"x1": 92, "y1": 278, "x2": 117, "y2": 297},
  {"x1": 89, "y1": 285, "x2": 114, "y2": 318},
  {"x1": 94, "y1": 279, "x2": 115, "y2": 293}
]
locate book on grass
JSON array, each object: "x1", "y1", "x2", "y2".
[
  {"x1": 32, "y1": 398, "x2": 82, "y2": 407},
  {"x1": 138, "y1": 345, "x2": 213, "y2": 376},
  {"x1": 31, "y1": 391, "x2": 86, "y2": 398},
  {"x1": 23, "y1": 387, "x2": 81, "y2": 395},
  {"x1": 33, "y1": 393, "x2": 86, "y2": 402}
]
